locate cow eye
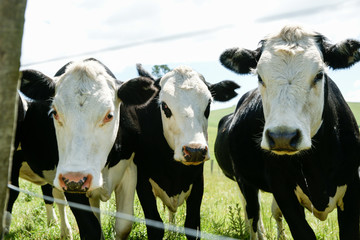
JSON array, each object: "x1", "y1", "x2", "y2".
[
  {"x1": 204, "y1": 101, "x2": 211, "y2": 119},
  {"x1": 313, "y1": 72, "x2": 324, "y2": 85},
  {"x1": 103, "y1": 111, "x2": 114, "y2": 123},
  {"x1": 161, "y1": 102, "x2": 172, "y2": 118},
  {"x1": 258, "y1": 75, "x2": 265, "y2": 86},
  {"x1": 49, "y1": 108, "x2": 59, "y2": 120}
]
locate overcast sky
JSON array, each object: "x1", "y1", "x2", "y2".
[{"x1": 21, "y1": 0, "x2": 360, "y2": 109}]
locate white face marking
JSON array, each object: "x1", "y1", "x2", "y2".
[
  {"x1": 52, "y1": 60, "x2": 121, "y2": 192},
  {"x1": 149, "y1": 178, "x2": 193, "y2": 212},
  {"x1": 159, "y1": 66, "x2": 211, "y2": 165},
  {"x1": 257, "y1": 26, "x2": 326, "y2": 154},
  {"x1": 294, "y1": 185, "x2": 347, "y2": 220}
]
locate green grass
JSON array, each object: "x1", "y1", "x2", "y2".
[
  {"x1": 6, "y1": 103, "x2": 360, "y2": 239},
  {"x1": 348, "y1": 102, "x2": 360, "y2": 126}
]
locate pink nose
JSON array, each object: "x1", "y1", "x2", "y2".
[{"x1": 58, "y1": 172, "x2": 92, "y2": 193}]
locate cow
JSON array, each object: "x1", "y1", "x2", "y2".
[
  {"x1": 6, "y1": 58, "x2": 158, "y2": 240},
  {"x1": 215, "y1": 25, "x2": 360, "y2": 240},
  {"x1": 119, "y1": 64, "x2": 240, "y2": 239},
  {"x1": 5, "y1": 85, "x2": 72, "y2": 239}
]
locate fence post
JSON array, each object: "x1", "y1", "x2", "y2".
[{"x1": 0, "y1": 0, "x2": 27, "y2": 237}]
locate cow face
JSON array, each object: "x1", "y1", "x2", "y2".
[
  {"x1": 220, "y1": 25, "x2": 360, "y2": 155},
  {"x1": 158, "y1": 66, "x2": 240, "y2": 164},
  {"x1": 51, "y1": 59, "x2": 157, "y2": 192},
  {"x1": 256, "y1": 27, "x2": 327, "y2": 155},
  {"x1": 159, "y1": 67, "x2": 211, "y2": 165}
]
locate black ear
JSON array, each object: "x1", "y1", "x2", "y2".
[
  {"x1": 117, "y1": 76, "x2": 158, "y2": 106},
  {"x1": 220, "y1": 47, "x2": 261, "y2": 74},
  {"x1": 209, "y1": 80, "x2": 240, "y2": 102},
  {"x1": 54, "y1": 61, "x2": 73, "y2": 77},
  {"x1": 317, "y1": 35, "x2": 360, "y2": 69},
  {"x1": 136, "y1": 63, "x2": 156, "y2": 81},
  {"x1": 20, "y1": 69, "x2": 56, "y2": 100}
]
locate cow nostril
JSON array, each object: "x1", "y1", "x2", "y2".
[
  {"x1": 290, "y1": 130, "x2": 301, "y2": 148},
  {"x1": 62, "y1": 177, "x2": 69, "y2": 184},
  {"x1": 266, "y1": 130, "x2": 276, "y2": 149},
  {"x1": 183, "y1": 146, "x2": 191, "y2": 159},
  {"x1": 183, "y1": 146, "x2": 191, "y2": 160},
  {"x1": 201, "y1": 146, "x2": 208, "y2": 157}
]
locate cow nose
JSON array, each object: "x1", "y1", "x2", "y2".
[
  {"x1": 59, "y1": 173, "x2": 93, "y2": 193},
  {"x1": 266, "y1": 128, "x2": 300, "y2": 152},
  {"x1": 182, "y1": 144, "x2": 208, "y2": 164}
]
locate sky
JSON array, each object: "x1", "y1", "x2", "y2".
[{"x1": 21, "y1": 0, "x2": 360, "y2": 109}]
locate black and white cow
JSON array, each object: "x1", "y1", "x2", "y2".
[
  {"x1": 119, "y1": 64, "x2": 239, "y2": 239},
  {"x1": 6, "y1": 71, "x2": 72, "y2": 239},
  {"x1": 6, "y1": 58, "x2": 158, "y2": 240},
  {"x1": 215, "y1": 25, "x2": 360, "y2": 240}
]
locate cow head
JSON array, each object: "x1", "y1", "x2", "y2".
[
  {"x1": 137, "y1": 64, "x2": 239, "y2": 165},
  {"x1": 220, "y1": 25, "x2": 360, "y2": 155},
  {"x1": 24, "y1": 59, "x2": 157, "y2": 193}
]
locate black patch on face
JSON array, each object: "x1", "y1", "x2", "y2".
[
  {"x1": 161, "y1": 102, "x2": 172, "y2": 118},
  {"x1": 204, "y1": 101, "x2": 211, "y2": 119}
]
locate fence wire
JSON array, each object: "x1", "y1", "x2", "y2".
[
  {"x1": 7, "y1": 183, "x2": 238, "y2": 240},
  {"x1": 13, "y1": 5, "x2": 353, "y2": 239}
]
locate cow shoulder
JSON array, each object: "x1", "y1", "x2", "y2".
[
  {"x1": 323, "y1": 76, "x2": 360, "y2": 140},
  {"x1": 22, "y1": 100, "x2": 58, "y2": 176}
]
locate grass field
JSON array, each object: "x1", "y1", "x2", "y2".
[{"x1": 5, "y1": 102, "x2": 360, "y2": 239}]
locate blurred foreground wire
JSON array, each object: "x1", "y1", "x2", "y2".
[{"x1": 8, "y1": 183, "x2": 238, "y2": 240}]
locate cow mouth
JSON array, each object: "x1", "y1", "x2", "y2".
[
  {"x1": 175, "y1": 157, "x2": 209, "y2": 166},
  {"x1": 270, "y1": 149, "x2": 300, "y2": 155},
  {"x1": 180, "y1": 159, "x2": 207, "y2": 166},
  {"x1": 62, "y1": 189, "x2": 88, "y2": 194}
]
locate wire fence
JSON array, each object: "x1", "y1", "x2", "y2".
[
  {"x1": 11, "y1": 23, "x2": 247, "y2": 240},
  {"x1": 11, "y1": 4, "x2": 360, "y2": 239},
  {"x1": 8, "y1": 183, "x2": 238, "y2": 240},
  {"x1": 21, "y1": 25, "x2": 232, "y2": 68}
]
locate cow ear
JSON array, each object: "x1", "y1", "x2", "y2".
[
  {"x1": 319, "y1": 36, "x2": 360, "y2": 69},
  {"x1": 54, "y1": 61, "x2": 73, "y2": 77},
  {"x1": 117, "y1": 76, "x2": 158, "y2": 106},
  {"x1": 136, "y1": 63, "x2": 156, "y2": 81},
  {"x1": 220, "y1": 47, "x2": 260, "y2": 74},
  {"x1": 209, "y1": 80, "x2": 240, "y2": 102},
  {"x1": 20, "y1": 69, "x2": 56, "y2": 100}
]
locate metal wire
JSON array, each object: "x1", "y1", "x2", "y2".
[
  {"x1": 7, "y1": 183, "x2": 238, "y2": 240},
  {"x1": 21, "y1": 24, "x2": 233, "y2": 68}
]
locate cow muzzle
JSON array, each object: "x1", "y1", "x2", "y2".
[
  {"x1": 58, "y1": 172, "x2": 93, "y2": 193},
  {"x1": 181, "y1": 144, "x2": 209, "y2": 165},
  {"x1": 264, "y1": 127, "x2": 301, "y2": 155}
]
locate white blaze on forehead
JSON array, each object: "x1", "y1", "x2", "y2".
[
  {"x1": 54, "y1": 61, "x2": 117, "y2": 116},
  {"x1": 159, "y1": 66, "x2": 211, "y2": 161},
  {"x1": 256, "y1": 26, "x2": 326, "y2": 152},
  {"x1": 52, "y1": 60, "x2": 120, "y2": 191}
]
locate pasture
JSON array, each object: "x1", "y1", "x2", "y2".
[{"x1": 6, "y1": 102, "x2": 360, "y2": 239}]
